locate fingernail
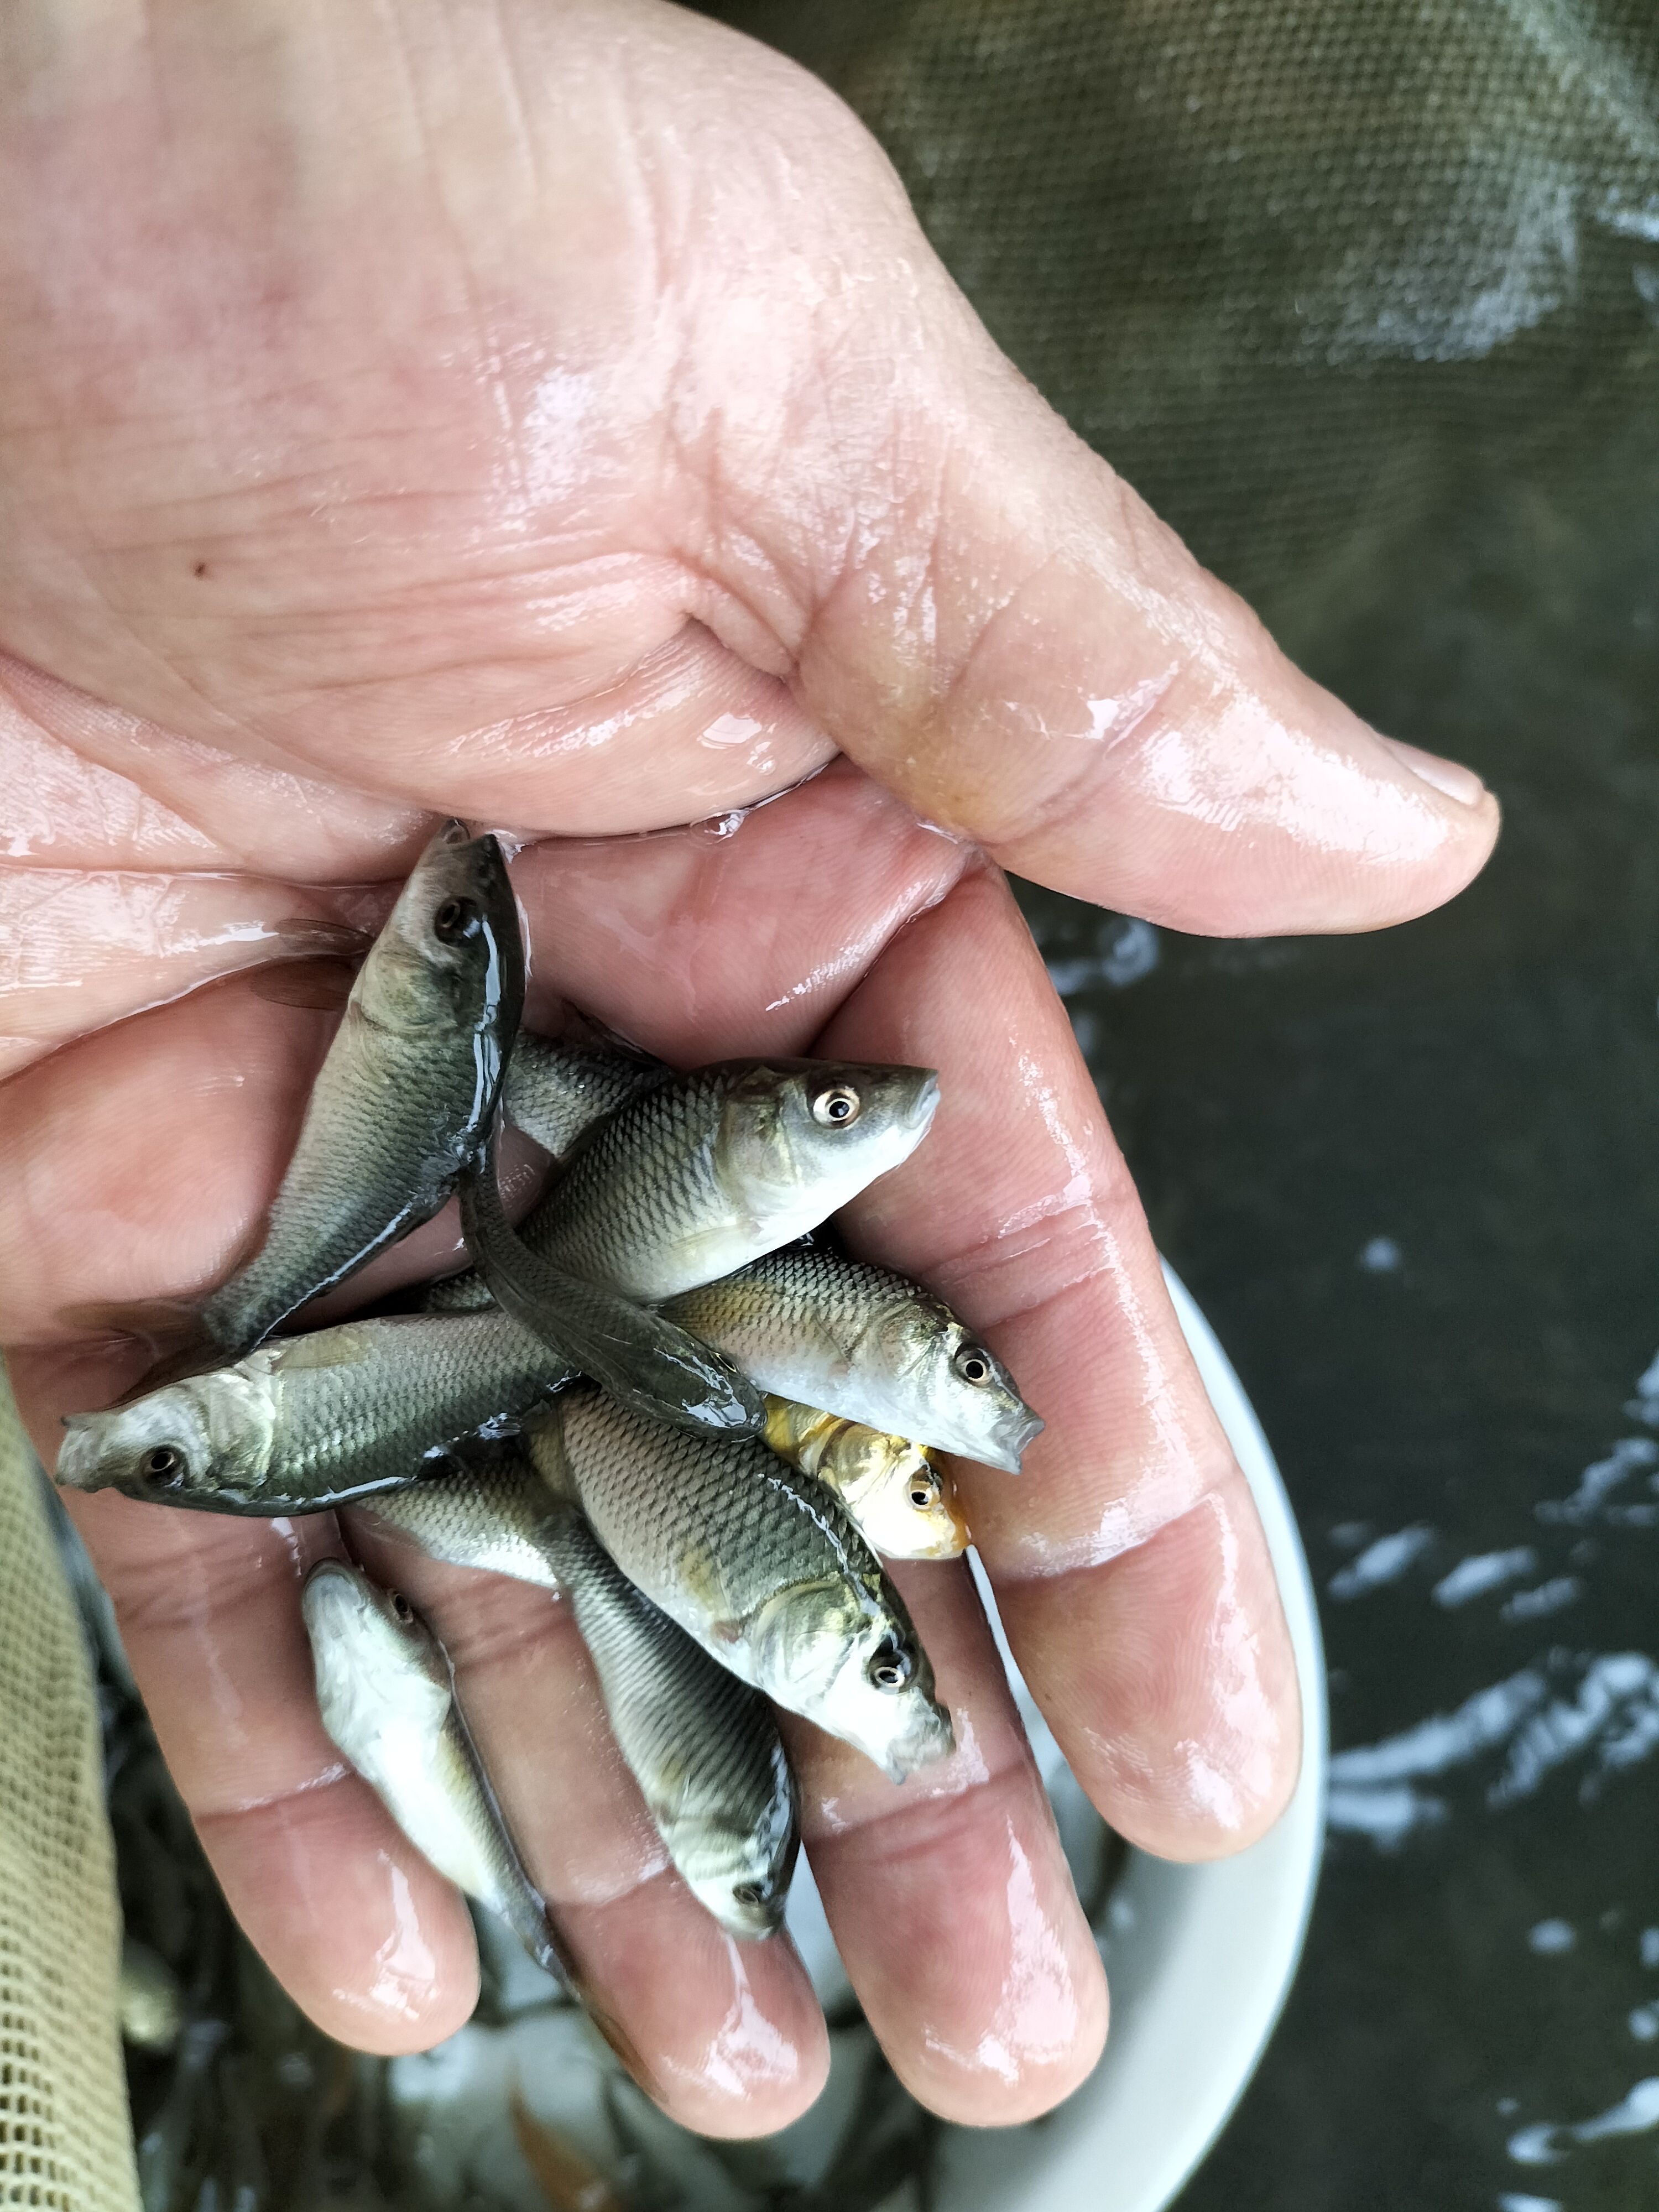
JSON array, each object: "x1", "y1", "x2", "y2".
[{"x1": 1379, "y1": 736, "x2": 1488, "y2": 808}]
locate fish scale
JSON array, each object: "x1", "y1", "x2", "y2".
[
  {"x1": 529, "y1": 1387, "x2": 954, "y2": 1780},
  {"x1": 502, "y1": 1030, "x2": 668, "y2": 1157},
  {"x1": 512, "y1": 1059, "x2": 940, "y2": 1302},
  {"x1": 522, "y1": 1070, "x2": 731, "y2": 1288},
  {"x1": 538, "y1": 1506, "x2": 800, "y2": 1938},
  {"x1": 200, "y1": 823, "x2": 521, "y2": 1355},
  {"x1": 664, "y1": 1243, "x2": 1042, "y2": 1472},
  {"x1": 246, "y1": 1315, "x2": 571, "y2": 1501},
  {"x1": 544, "y1": 1388, "x2": 887, "y2": 1628},
  {"x1": 56, "y1": 1310, "x2": 573, "y2": 1515},
  {"x1": 358, "y1": 1451, "x2": 564, "y2": 1589}
]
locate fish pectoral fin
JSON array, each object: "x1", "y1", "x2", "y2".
[{"x1": 249, "y1": 956, "x2": 360, "y2": 1011}]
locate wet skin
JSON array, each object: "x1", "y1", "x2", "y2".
[{"x1": 0, "y1": 0, "x2": 1497, "y2": 2139}]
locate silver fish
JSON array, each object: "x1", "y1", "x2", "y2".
[
  {"x1": 514, "y1": 1061, "x2": 940, "y2": 1301},
  {"x1": 352, "y1": 1461, "x2": 797, "y2": 1936},
  {"x1": 426, "y1": 1025, "x2": 667, "y2": 1316},
  {"x1": 761, "y1": 1397, "x2": 968, "y2": 1562},
  {"x1": 199, "y1": 821, "x2": 524, "y2": 1355},
  {"x1": 503, "y1": 1026, "x2": 667, "y2": 1157},
  {"x1": 56, "y1": 1311, "x2": 571, "y2": 1515},
  {"x1": 302, "y1": 1561, "x2": 570, "y2": 1980},
  {"x1": 458, "y1": 1136, "x2": 764, "y2": 1436},
  {"x1": 529, "y1": 1389, "x2": 953, "y2": 1782},
  {"x1": 665, "y1": 1244, "x2": 1041, "y2": 1472},
  {"x1": 354, "y1": 1451, "x2": 564, "y2": 1590}
]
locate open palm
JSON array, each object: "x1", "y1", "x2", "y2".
[{"x1": 0, "y1": 0, "x2": 1496, "y2": 2137}]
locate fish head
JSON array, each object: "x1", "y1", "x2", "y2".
[
  {"x1": 673, "y1": 1785, "x2": 800, "y2": 1941},
  {"x1": 879, "y1": 1305, "x2": 1042, "y2": 1474},
  {"x1": 363, "y1": 821, "x2": 525, "y2": 1041},
  {"x1": 55, "y1": 1368, "x2": 278, "y2": 1507},
  {"x1": 748, "y1": 1579, "x2": 954, "y2": 1783},
  {"x1": 833, "y1": 1435, "x2": 970, "y2": 1562},
  {"x1": 302, "y1": 1560, "x2": 452, "y2": 1749},
  {"x1": 716, "y1": 1062, "x2": 940, "y2": 1233}
]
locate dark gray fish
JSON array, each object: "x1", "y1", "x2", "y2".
[
  {"x1": 198, "y1": 821, "x2": 524, "y2": 1355},
  {"x1": 503, "y1": 1026, "x2": 668, "y2": 1157},
  {"x1": 538, "y1": 1502, "x2": 799, "y2": 1939},
  {"x1": 458, "y1": 1136, "x2": 765, "y2": 1436},
  {"x1": 529, "y1": 1389, "x2": 953, "y2": 1782},
  {"x1": 665, "y1": 1243, "x2": 1042, "y2": 1472},
  {"x1": 56, "y1": 1311, "x2": 571, "y2": 1515},
  {"x1": 514, "y1": 1059, "x2": 940, "y2": 1302}
]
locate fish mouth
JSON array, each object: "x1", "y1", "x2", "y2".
[
  {"x1": 54, "y1": 1425, "x2": 101, "y2": 1495},
  {"x1": 989, "y1": 1405, "x2": 1045, "y2": 1475},
  {"x1": 904, "y1": 1069, "x2": 942, "y2": 1135},
  {"x1": 882, "y1": 1697, "x2": 956, "y2": 1783},
  {"x1": 54, "y1": 1420, "x2": 115, "y2": 1493},
  {"x1": 301, "y1": 1557, "x2": 372, "y2": 1628}
]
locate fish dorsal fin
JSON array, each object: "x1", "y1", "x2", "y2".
[{"x1": 267, "y1": 1323, "x2": 383, "y2": 1373}]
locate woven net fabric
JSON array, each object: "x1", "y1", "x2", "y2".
[
  {"x1": 714, "y1": 0, "x2": 1659, "y2": 653},
  {"x1": 0, "y1": 1365, "x2": 137, "y2": 2212}
]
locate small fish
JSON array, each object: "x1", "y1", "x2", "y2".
[
  {"x1": 509, "y1": 2086, "x2": 626, "y2": 2212},
  {"x1": 529, "y1": 1390, "x2": 953, "y2": 1782},
  {"x1": 761, "y1": 1397, "x2": 968, "y2": 1562},
  {"x1": 458, "y1": 1136, "x2": 765, "y2": 1436},
  {"x1": 515, "y1": 1060, "x2": 940, "y2": 1301},
  {"x1": 503, "y1": 1024, "x2": 667, "y2": 1158},
  {"x1": 118, "y1": 1937, "x2": 182, "y2": 2053},
  {"x1": 665, "y1": 1244, "x2": 1041, "y2": 1472},
  {"x1": 197, "y1": 821, "x2": 524, "y2": 1356},
  {"x1": 354, "y1": 1449, "x2": 564, "y2": 1590},
  {"x1": 538, "y1": 1494, "x2": 799, "y2": 1939},
  {"x1": 356, "y1": 1454, "x2": 800, "y2": 1938},
  {"x1": 302, "y1": 1561, "x2": 571, "y2": 1981},
  {"x1": 56, "y1": 1311, "x2": 571, "y2": 1515}
]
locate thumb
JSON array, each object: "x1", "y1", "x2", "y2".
[{"x1": 708, "y1": 114, "x2": 1498, "y2": 935}]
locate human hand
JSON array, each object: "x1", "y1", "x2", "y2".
[{"x1": 0, "y1": 0, "x2": 1496, "y2": 2136}]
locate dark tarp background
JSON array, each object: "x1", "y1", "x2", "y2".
[{"x1": 706, "y1": 6, "x2": 1659, "y2": 2203}]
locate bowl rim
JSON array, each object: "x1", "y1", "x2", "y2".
[{"x1": 921, "y1": 1260, "x2": 1329, "y2": 2211}]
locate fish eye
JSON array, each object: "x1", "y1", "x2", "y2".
[
  {"x1": 389, "y1": 1591, "x2": 415, "y2": 1624},
  {"x1": 953, "y1": 1345, "x2": 993, "y2": 1386},
  {"x1": 432, "y1": 896, "x2": 482, "y2": 945},
  {"x1": 139, "y1": 1444, "x2": 185, "y2": 1489},
  {"x1": 866, "y1": 1637, "x2": 914, "y2": 1691},
  {"x1": 811, "y1": 1082, "x2": 862, "y2": 1128},
  {"x1": 732, "y1": 1881, "x2": 765, "y2": 1908},
  {"x1": 908, "y1": 1473, "x2": 941, "y2": 1509}
]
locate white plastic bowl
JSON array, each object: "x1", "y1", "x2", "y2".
[{"x1": 924, "y1": 1263, "x2": 1328, "y2": 2210}]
